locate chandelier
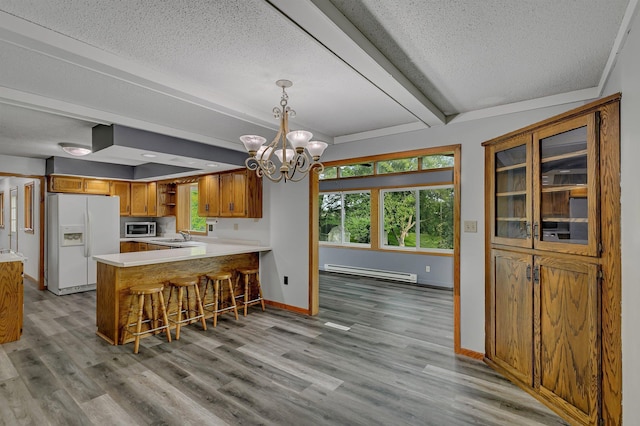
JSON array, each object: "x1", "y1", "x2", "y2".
[{"x1": 240, "y1": 80, "x2": 328, "y2": 182}]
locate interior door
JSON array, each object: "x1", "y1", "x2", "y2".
[{"x1": 9, "y1": 187, "x2": 17, "y2": 252}]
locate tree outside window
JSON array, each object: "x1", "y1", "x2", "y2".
[
  {"x1": 383, "y1": 186, "x2": 453, "y2": 250},
  {"x1": 189, "y1": 184, "x2": 206, "y2": 232},
  {"x1": 319, "y1": 191, "x2": 370, "y2": 245}
]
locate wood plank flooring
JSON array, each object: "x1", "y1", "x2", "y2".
[{"x1": 0, "y1": 273, "x2": 567, "y2": 425}]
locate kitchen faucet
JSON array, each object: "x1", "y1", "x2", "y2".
[{"x1": 179, "y1": 230, "x2": 192, "y2": 241}]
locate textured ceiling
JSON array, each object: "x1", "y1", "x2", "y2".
[{"x1": 0, "y1": 0, "x2": 634, "y2": 174}]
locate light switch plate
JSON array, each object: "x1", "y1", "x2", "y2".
[{"x1": 464, "y1": 220, "x2": 478, "y2": 233}]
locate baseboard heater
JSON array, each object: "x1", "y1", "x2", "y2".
[{"x1": 324, "y1": 264, "x2": 417, "y2": 283}]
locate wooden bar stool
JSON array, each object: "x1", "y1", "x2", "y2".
[
  {"x1": 166, "y1": 278, "x2": 207, "y2": 340},
  {"x1": 236, "y1": 268, "x2": 265, "y2": 316},
  {"x1": 203, "y1": 272, "x2": 239, "y2": 327},
  {"x1": 124, "y1": 283, "x2": 171, "y2": 354}
]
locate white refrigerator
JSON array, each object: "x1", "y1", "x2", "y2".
[{"x1": 47, "y1": 193, "x2": 120, "y2": 295}]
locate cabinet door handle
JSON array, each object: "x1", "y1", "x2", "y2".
[
  {"x1": 525, "y1": 222, "x2": 531, "y2": 238},
  {"x1": 533, "y1": 265, "x2": 540, "y2": 283},
  {"x1": 526, "y1": 265, "x2": 532, "y2": 281},
  {"x1": 533, "y1": 222, "x2": 539, "y2": 239}
]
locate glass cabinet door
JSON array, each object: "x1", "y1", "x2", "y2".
[
  {"x1": 533, "y1": 114, "x2": 599, "y2": 256},
  {"x1": 492, "y1": 134, "x2": 532, "y2": 247}
]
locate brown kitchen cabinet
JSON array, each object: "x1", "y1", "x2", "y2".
[
  {"x1": 111, "y1": 181, "x2": 131, "y2": 216},
  {"x1": 0, "y1": 260, "x2": 23, "y2": 344},
  {"x1": 219, "y1": 169, "x2": 262, "y2": 218},
  {"x1": 198, "y1": 174, "x2": 220, "y2": 217},
  {"x1": 130, "y1": 183, "x2": 157, "y2": 216},
  {"x1": 484, "y1": 95, "x2": 621, "y2": 425},
  {"x1": 49, "y1": 175, "x2": 110, "y2": 195}
]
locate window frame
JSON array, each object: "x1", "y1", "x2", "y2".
[
  {"x1": 0, "y1": 191, "x2": 4, "y2": 229},
  {"x1": 24, "y1": 182, "x2": 34, "y2": 234},
  {"x1": 319, "y1": 190, "x2": 371, "y2": 248},
  {"x1": 176, "y1": 183, "x2": 206, "y2": 235},
  {"x1": 380, "y1": 184, "x2": 454, "y2": 254}
]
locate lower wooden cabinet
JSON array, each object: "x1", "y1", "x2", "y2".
[
  {"x1": 0, "y1": 260, "x2": 23, "y2": 344},
  {"x1": 491, "y1": 250, "x2": 533, "y2": 386},
  {"x1": 489, "y1": 250, "x2": 601, "y2": 425},
  {"x1": 536, "y1": 255, "x2": 600, "y2": 426}
]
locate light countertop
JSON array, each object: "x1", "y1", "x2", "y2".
[
  {"x1": 0, "y1": 251, "x2": 27, "y2": 263},
  {"x1": 94, "y1": 243, "x2": 271, "y2": 268}
]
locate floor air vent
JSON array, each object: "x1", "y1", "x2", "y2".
[{"x1": 324, "y1": 264, "x2": 417, "y2": 283}]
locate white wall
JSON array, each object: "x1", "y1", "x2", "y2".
[
  {"x1": 0, "y1": 176, "x2": 41, "y2": 280},
  {"x1": 602, "y1": 5, "x2": 640, "y2": 423},
  {"x1": 0, "y1": 155, "x2": 46, "y2": 176}
]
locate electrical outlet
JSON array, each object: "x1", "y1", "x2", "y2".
[
  {"x1": 233, "y1": 223, "x2": 239, "y2": 230},
  {"x1": 208, "y1": 224, "x2": 214, "y2": 232},
  {"x1": 284, "y1": 276, "x2": 289, "y2": 285},
  {"x1": 464, "y1": 220, "x2": 478, "y2": 233},
  {"x1": 425, "y1": 266, "x2": 431, "y2": 272}
]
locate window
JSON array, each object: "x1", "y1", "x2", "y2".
[
  {"x1": 319, "y1": 166, "x2": 337, "y2": 180},
  {"x1": 189, "y1": 184, "x2": 206, "y2": 232},
  {"x1": 382, "y1": 185, "x2": 454, "y2": 252},
  {"x1": 319, "y1": 191, "x2": 370, "y2": 245},
  {"x1": 177, "y1": 183, "x2": 206, "y2": 233},
  {"x1": 0, "y1": 191, "x2": 4, "y2": 228},
  {"x1": 338, "y1": 163, "x2": 373, "y2": 178},
  {"x1": 421, "y1": 154, "x2": 454, "y2": 170},
  {"x1": 24, "y1": 182, "x2": 34, "y2": 233},
  {"x1": 377, "y1": 157, "x2": 418, "y2": 174}
]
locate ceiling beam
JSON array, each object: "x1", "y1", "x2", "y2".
[{"x1": 267, "y1": 0, "x2": 446, "y2": 127}]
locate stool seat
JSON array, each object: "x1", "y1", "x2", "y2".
[
  {"x1": 207, "y1": 272, "x2": 232, "y2": 281},
  {"x1": 167, "y1": 278, "x2": 207, "y2": 340},
  {"x1": 124, "y1": 284, "x2": 171, "y2": 354},
  {"x1": 236, "y1": 268, "x2": 265, "y2": 316},
  {"x1": 130, "y1": 283, "x2": 165, "y2": 295},
  {"x1": 202, "y1": 272, "x2": 238, "y2": 326}
]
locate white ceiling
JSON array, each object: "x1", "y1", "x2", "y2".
[{"x1": 0, "y1": 0, "x2": 635, "y2": 175}]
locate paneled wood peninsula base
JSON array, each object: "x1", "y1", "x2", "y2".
[{"x1": 96, "y1": 252, "x2": 258, "y2": 345}]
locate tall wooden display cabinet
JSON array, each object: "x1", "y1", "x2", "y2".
[{"x1": 483, "y1": 94, "x2": 621, "y2": 426}]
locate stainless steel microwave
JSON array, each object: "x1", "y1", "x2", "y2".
[{"x1": 124, "y1": 221, "x2": 156, "y2": 237}]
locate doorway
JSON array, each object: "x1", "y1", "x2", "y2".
[{"x1": 309, "y1": 145, "x2": 462, "y2": 353}]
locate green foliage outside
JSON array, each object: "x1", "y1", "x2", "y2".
[
  {"x1": 318, "y1": 192, "x2": 370, "y2": 243},
  {"x1": 319, "y1": 155, "x2": 454, "y2": 250},
  {"x1": 190, "y1": 186, "x2": 206, "y2": 232}
]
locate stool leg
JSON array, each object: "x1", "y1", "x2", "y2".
[
  {"x1": 256, "y1": 272, "x2": 265, "y2": 311},
  {"x1": 175, "y1": 285, "x2": 184, "y2": 340},
  {"x1": 193, "y1": 283, "x2": 207, "y2": 330},
  {"x1": 227, "y1": 278, "x2": 239, "y2": 320},
  {"x1": 244, "y1": 273, "x2": 250, "y2": 317},
  {"x1": 213, "y1": 279, "x2": 220, "y2": 327},
  {"x1": 157, "y1": 290, "x2": 171, "y2": 343},
  {"x1": 134, "y1": 294, "x2": 145, "y2": 354}
]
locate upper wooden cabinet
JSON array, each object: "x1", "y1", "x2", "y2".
[
  {"x1": 221, "y1": 169, "x2": 262, "y2": 218},
  {"x1": 488, "y1": 114, "x2": 599, "y2": 257},
  {"x1": 198, "y1": 174, "x2": 220, "y2": 217},
  {"x1": 198, "y1": 170, "x2": 262, "y2": 218},
  {"x1": 49, "y1": 176, "x2": 110, "y2": 195},
  {"x1": 130, "y1": 182, "x2": 151, "y2": 216},
  {"x1": 110, "y1": 181, "x2": 131, "y2": 216},
  {"x1": 147, "y1": 182, "x2": 157, "y2": 217}
]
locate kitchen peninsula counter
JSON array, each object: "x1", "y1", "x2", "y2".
[{"x1": 93, "y1": 243, "x2": 271, "y2": 345}]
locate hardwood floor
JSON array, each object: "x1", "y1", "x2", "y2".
[{"x1": 0, "y1": 273, "x2": 567, "y2": 425}]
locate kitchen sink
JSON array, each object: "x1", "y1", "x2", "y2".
[{"x1": 153, "y1": 238, "x2": 187, "y2": 242}]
